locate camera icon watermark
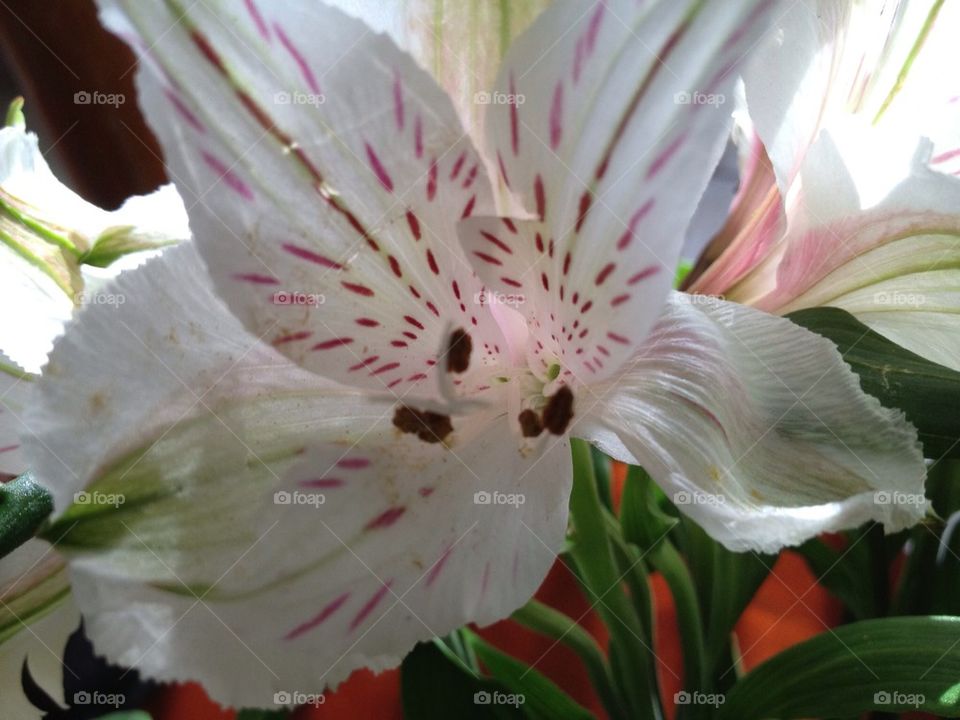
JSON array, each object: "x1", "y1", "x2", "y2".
[
  {"x1": 74, "y1": 90, "x2": 126, "y2": 108},
  {"x1": 274, "y1": 490, "x2": 326, "y2": 507},
  {"x1": 673, "y1": 90, "x2": 725, "y2": 108},
  {"x1": 473, "y1": 690, "x2": 525, "y2": 707},
  {"x1": 273, "y1": 690, "x2": 325, "y2": 707},
  {"x1": 74, "y1": 490, "x2": 126, "y2": 508},
  {"x1": 274, "y1": 91, "x2": 326, "y2": 107}
]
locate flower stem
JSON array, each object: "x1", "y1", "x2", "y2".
[
  {"x1": 513, "y1": 599, "x2": 626, "y2": 720},
  {"x1": 568, "y1": 439, "x2": 659, "y2": 720}
]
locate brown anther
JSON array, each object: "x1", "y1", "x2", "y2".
[
  {"x1": 446, "y1": 327, "x2": 472, "y2": 373},
  {"x1": 518, "y1": 409, "x2": 544, "y2": 438},
  {"x1": 541, "y1": 385, "x2": 574, "y2": 435},
  {"x1": 392, "y1": 405, "x2": 454, "y2": 444}
]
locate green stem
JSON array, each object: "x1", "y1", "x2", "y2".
[
  {"x1": 648, "y1": 539, "x2": 708, "y2": 720},
  {"x1": 513, "y1": 599, "x2": 626, "y2": 720},
  {"x1": 568, "y1": 439, "x2": 659, "y2": 720}
]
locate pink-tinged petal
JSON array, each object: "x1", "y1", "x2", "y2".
[
  {"x1": 579, "y1": 292, "x2": 926, "y2": 553},
  {"x1": 32, "y1": 247, "x2": 572, "y2": 705},
  {"x1": 98, "y1": 0, "x2": 508, "y2": 396},
  {"x1": 472, "y1": 0, "x2": 785, "y2": 383},
  {"x1": 724, "y1": 128, "x2": 960, "y2": 371}
]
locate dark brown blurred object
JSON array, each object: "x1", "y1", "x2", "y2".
[{"x1": 0, "y1": 0, "x2": 166, "y2": 208}]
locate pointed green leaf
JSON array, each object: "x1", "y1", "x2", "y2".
[
  {"x1": 0, "y1": 473, "x2": 53, "y2": 559},
  {"x1": 788, "y1": 307, "x2": 960, "y2": 458},
  {"x1": 718, "y1": 616, "x2": 960, "y2": 719}
]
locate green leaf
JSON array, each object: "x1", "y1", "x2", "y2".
[
  {"x1": 798, "y1": 525, "x2": 881, "y2": 620},
  {"x1": 788, "y1": 307, "x2": 960, "y2": 458},
  {"x1": 619, "y1": 465, "x2": 677, "y2": 552},
  {"x1": 0, "y1": 473, "x2": 54, "y2": 559},
  {"x1": 678, "y1": 517, "x2": 771, "y2": 676},
  {"x1": 467, "y1": 631, "x2": 595, "y2": 720},
  {"x1": 718, "y1": 616, "x2": 960, "y2": 719},
  {"x1": 401, "y1": 640, "x2": 521, "y2": 720},
  {"x1": 235, "y1": 711, "x2": 289, "y2": 720}
]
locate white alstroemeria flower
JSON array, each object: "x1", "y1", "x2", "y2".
[
  {"x1": 689, "y1": 0, "x2": 960, "y2": 371},
  {"x1": 23, "y1": 0, "x2": 926, "y2": 707},
  {"x1": 0, "y1": 117, "x2": 190, "y2": 372}
]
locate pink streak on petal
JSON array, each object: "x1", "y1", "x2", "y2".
[
  {"x1": 365, "y1": 507, "x2": 406, "y2": 530},
  {"x1": 274, "y1": 23, "x2": 320, "y2": 94},
  {"x1": 284, "y1": 592, "x2": 350, "y2": 640},
  {"x1": 349, "y1": 581, "x2": 394, "y2": 631},
  {"x1": 425, "y1": 544, "x2": 454, "y2": 587},
  {"x1": 646, "y1": 133, "x2": 687, "y2": 180},
  {"x1": 202, "y1": 151, "x2": 253, "y2": 200},
  {"x1": 244, "y1": 0, "x2": 270, "y2": 41}
]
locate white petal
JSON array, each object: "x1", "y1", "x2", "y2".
[
  {"x1": 473, "y1": 0, "x2": 784, "y2": 382},
  {"x1": 68, "y1": 417, "x2": 569, "y2": 707},
  {"x1": 0, "y1": 354, "x2": 31, "y2": 475},
  {"x1": 98, "y1": 0, "x2": 510, "y2": 395},
  {"x1": 25, "y1": 241, "x2": 570, "y2": 706},
  {"x1": 579, "y1": 292, "x2": 926, "y2": 553}
]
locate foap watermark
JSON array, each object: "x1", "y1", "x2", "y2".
[
  {"x1": 474, "y1": 91, "x2": 525, "y2": 106},
  {"x1": 77, "y1": 291, "x2": 126, "y2": 307},
  {"x1": 74, "y1": 90, "x2": 126, "y2": 107},
  {"x1": 74, "y1": 691, "x2": 125, "y2": 708},
  {"x1": 873, "y1": 290, "x2": 927, "y2": 308},
  {"x1": 673, "y1": 490, "x2": 725, "y2": 506},
  {"x1": 274, "y1": 691, "x2": 325, "y2": 707},
  {"x1": 272, "y1": 291, "x2": 326, "y2": 307},
  {"x1": 474, "y1": 490, "x2": 525, "y2": 508},
  {"x1": 274, "y1": 91, "x2": 326, "y2": 106},
  {"x1": 674, "y1": 691, "x2": 725, "y2": 708},
  {"x1": 674, "y1": 90, "x2": 725, "y2": 107},
  {"x1": 874, "y1": 491, "x2": 926, "y2": 508},
  {"x1": 74, "y1": 490, "x2": 125, "y2": 508},
  {"x1": 687, "y1": 292, "x2": 724, "y2": 306},
  {"x1": 874, "y1": 690, "x2": 925, "y2": 708},
  {"x1": 475, "y1": 290, "x2": 525, "y2": 307},
  {"x1": 474, "y1": 690, "x2": 525, "y2": 708},
  {"x1": 274, "y1": 490, "x2": 326, "y2": 507}
]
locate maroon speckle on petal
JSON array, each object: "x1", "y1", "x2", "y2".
[
  {"x1": 365, "y1": 142, "x2": 394, "y2": 191},
  {"x1": 338, "y1": 457, "x2": 371, "y2": 470},
  {"x1": 550, "y1": 81, "x2": 564, "y2": 149},
  {"x1": 628, "y1": 265, "x2": 661, "y2": 285},
  {"x1": 313, "y1": 337, "x2": 354, "y2": 351},
  {"x1": 342, "y1": 281, "x2": 375, "y2": 297},
  {"x1": 244, "y1": 0, "x2": 270, "y2": 41},
  {"x1": 273, "y1": 330, "x2": 313, "y2": 345},
  {"x1": 282, "y1": 243, "x2": 344, "y2": 269},
  {"x1": 233, "y1": 272, "x2": 279, "y2": 285}
]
